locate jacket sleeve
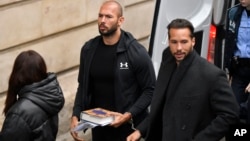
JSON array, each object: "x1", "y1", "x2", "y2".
[
  {"x1": 224, "y1": 6, "x2": 240, "y2": 75},
  {"x1": 1, "y1": 113, "x2": 31, "y2": 141},
  {"x1": 223, "y1": 9, "x2": 232, "y2": 72},
  {"x1": 135, "y1": 116, "x2": 149, "y2": 138},
  {"x1": 72, "y1": 44, "x2": 86, "y2": 119},
  {"x1": 127, "y1": 42, "x2": 156, "y2": 120},
  {"x1": 193, "y1": 71, "x2": 240, "y2": 141}
]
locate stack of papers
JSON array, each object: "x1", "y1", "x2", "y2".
[{"x1": 72, "y1": 121, "x2": 99, "y2": 132}]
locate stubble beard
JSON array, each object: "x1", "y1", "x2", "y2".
[{"x1": 99, "y1": 25, "x2": 118, "y2": 37}]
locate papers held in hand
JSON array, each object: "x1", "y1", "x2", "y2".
[
  {"x1": 72, "y1": 121, "x2": 99, "y2": 132},
  {"x1": 80, "y1": 108, "x2": 114, "y2": 126}
]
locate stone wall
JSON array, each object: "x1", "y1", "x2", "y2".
[{"x1": 0, "y1": 0, "x2": 156, "y2": 140}]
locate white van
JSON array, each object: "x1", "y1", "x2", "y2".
[{"x1": 149, "y1": 0, "x2": 238, "y2": 76}]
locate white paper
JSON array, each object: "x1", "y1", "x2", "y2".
[{"x1": 72, "y1": 121, "x2": 99, "y2": 132}]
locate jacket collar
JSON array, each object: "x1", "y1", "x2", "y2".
[
  {"x1": 85, "y1": 29, "x2": 136, "y2": 53},
  {"x1": 152, "y1": 49, "x2": 196, "y2": 106}
]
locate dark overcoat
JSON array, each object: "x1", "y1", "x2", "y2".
[{"x1": 138, "y1": 48, "x2": 239, "y2": 141}]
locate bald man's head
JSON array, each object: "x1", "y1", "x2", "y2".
[{"x1": 101, "y1": 1, "x2": 123, "y2": 17}]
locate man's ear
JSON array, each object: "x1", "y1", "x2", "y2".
[
  {"x1": 118, "y1": 16, "x2": 124, "y2": 27},
  {"x1": 192, "y1": 37, "x2": 195, "y2": 48}
]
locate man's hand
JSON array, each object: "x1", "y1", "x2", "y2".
[
  {"x1": 126, "y1": 130, "x2": 141, "y2": 141},
  {"x1": 70, "y1": 116, "x2": 84, "y2": 141},
  {"x1": 245, "y1": 83, "x2": 250, "y2": 93},
  {"x1": 109, "y1": 112, "x2": 131, "y2": 128}
]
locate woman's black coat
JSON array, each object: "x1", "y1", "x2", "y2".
[{"x1": 0, "y1": 73, "x2": 65, "y2": 141}]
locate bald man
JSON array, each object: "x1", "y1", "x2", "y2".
[{"x1": 70, "y1": 1, "x2": 156, "y2": 141}]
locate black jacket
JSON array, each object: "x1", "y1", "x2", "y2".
[
  {"x1": 0, "y1": 73, "x2": 65, "y2": 141},
  {"x1": 72, "y1": 30, "x2": 156, "y2": 126},
  {"x1": 137, "y1": 48, "x2": 239, "y2": 141},
  {"x1": 224, "y1": 4, "x2": 244, "y2": 73}
]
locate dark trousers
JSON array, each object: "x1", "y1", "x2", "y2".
[
  {"x1": 91, "y1": 123, "x2": 134, "y2": 141},
  {"x1": 231, "y1": 66, "x2": 250, "y2": 123}
]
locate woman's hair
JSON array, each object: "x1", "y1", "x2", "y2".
[{"x1": 3, "y1": 50, "x2": 47, "y2": 115}]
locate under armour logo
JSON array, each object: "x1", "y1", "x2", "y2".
[{"x1": 120, "y1": 62, "x2": 129, "y2": 69}]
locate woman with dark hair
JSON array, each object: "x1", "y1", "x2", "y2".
[{"x1": 0, "y1": 50, "x2": 65, "y2": 141}]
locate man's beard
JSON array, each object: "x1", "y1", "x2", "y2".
[{"x1": 99, "y1": 25, "x2": 117, "y2": 37}]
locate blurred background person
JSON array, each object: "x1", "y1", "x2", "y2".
[{"x1": 0, "y1": 50, "x2": 65, "y2": 141}]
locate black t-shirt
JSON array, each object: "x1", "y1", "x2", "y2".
[{"x1": 89, "y1": 40, "x2": 117, "y2": 110}]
